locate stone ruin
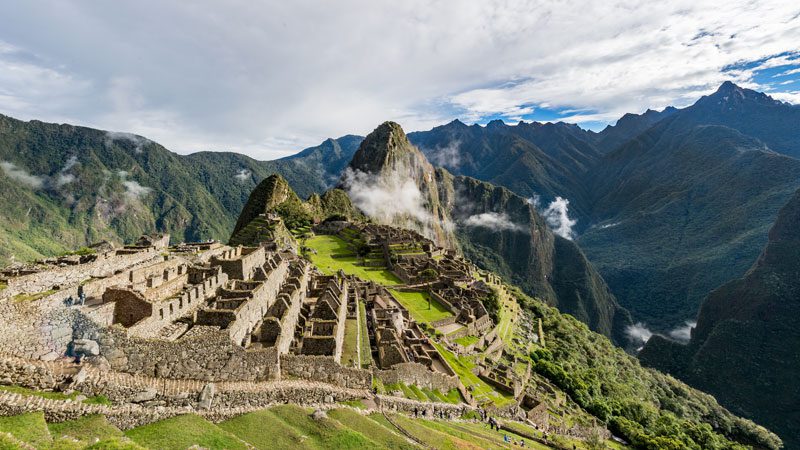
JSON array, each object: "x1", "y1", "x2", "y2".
[
  {"x1": 0, "y1": 225, "x2": 597, "y2": 442},
  {"x1": 0, "y1": 227, "x2": 465, "y2": 393}
]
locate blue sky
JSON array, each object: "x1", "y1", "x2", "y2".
[{"x1": 0, "y1": 1, "x2": 798, "y2": 158}]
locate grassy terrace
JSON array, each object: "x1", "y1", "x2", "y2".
[
  {"x1": 357, "y1": 300, "x2": 371, "y2": 368},
  {"x1": 454, "y1": 335, "x2": 480, "y2": 347},
  {"x1": 341, "y1": 318, "x2": 360, "y2": 367},
  {"x1": 304, "y1": 235, "x2": 400, "y2": 284},
  {"x1": 389, "y1": 289, "x2": 452, "y2": 324},
  {"x1": 431, "y1": 342, "x2": 515, "y2": 407},
  {"x1": 0, "y1": 404, "x2": 614, "y2": 449}
]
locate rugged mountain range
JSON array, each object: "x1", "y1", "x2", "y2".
[
  {"x1": 2, "y1": 82, "x2": 796, "y2": 334},
  {"x1": 405, "y1": 82, "x2": 800, "y2": 333},
  {"x1": 233, "y1": 121, "x2": 631, "y2": 341},
  {"x1": 640, "y1": 186, "x2": 800, "y2": 449}
]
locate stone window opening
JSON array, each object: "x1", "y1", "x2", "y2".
[
  {"x1": 169, "y1": 303, "x2": 174, "y2": 315},
  {"x1": 159, "y1": 309, "x2": 164, "y2": 319}
]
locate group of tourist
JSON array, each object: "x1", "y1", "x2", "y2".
[
  {"x1": 63, "y1": 286, "x2": 86, "y2": 307},
  {"x1": 480, "y1": 410, "x2": 527, "y2": 447}
]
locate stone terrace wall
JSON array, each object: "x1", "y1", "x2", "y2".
[
  {"x1": 1, "y1": 250, "x2": 159, "y2": 299},
  {"x1": 281, "y1": 354, "x2": 371, "y2": 389},
  {"x1": 0, "y1": 288, "x2": 82, "y2": 360},
  {"x1": 375, "y1": 362, "x2": 460, "y2": 391},
  {"x1": 73, "y1": 316, "x2": 281, "y2": 382}
]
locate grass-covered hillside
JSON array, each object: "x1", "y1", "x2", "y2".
[{"x1": 0, "y1": 405, "x2": 578, "y2": 450}]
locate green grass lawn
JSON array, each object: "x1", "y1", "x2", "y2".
[
  {"x1": 266, "y1": 405, "x2": 379, "y2": 449},
  {"x1": 305, "y1": 235, "x2": 400, "y2": 285},
  {"x1": 124, "y1": 414, "x2": 249, "y2": 450},
  {"x1": 495, "y1": 286, "x2": 520, "y2": 346},
  {"x1": 454, "y1": 335, "x2": 479, "y2": 347},
  {"x1": 390, "y1": 414, "x2": 480, "y2": 450},
  {"x1": 0, "y1": 385, "x2": 110, "y2": 405},
  {"x1": 341, "y1": 318, "x2": 360, "y2": 367},
  {"x1": 218, "y1": 409, "x2": 317, "y2": 449},
  {"x1": 48, "y1": 414, "x2": 124, "y2": 444},
  {"x1": 0, "y1": 412, "x2": 52, "y2": 448},
  {"x1": 327, "y1": 409, "x2": 417, "y2": 450},
  {"x1": 389, "y1": 290, "x2": 452, "y2": 324},
  {"x1": 357, "y1": 300, "x2": 372, "y2": 368}
]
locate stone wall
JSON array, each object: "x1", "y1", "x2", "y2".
[
  {"x1": 1, "y1": 250, "x2": 160, "y2": 299},
  {"x1": 280, "y1": 354, "x2": 371, "y2": 389},
  {"x1": 75, "y1": 319, "x2": 282, "y2": 382},
  {"x1": 226, "y1": 259, "x2": 288, "y2": 345},
  {"x1": 0, "y1": 288, "x2": 82, "y2": 360},
  {"x1": 375, "y1": 362, "x2": 460, "y2": 391}
]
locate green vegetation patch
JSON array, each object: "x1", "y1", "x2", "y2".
[
  {"x1": 0, "y1": 385, "x2": 109, "y2": 405},
  {"x1": 48, "y1": 414, "x2": 123, "y2": 444},
  {"x1": 267, "y1": 405, "x2": 379, "y2": 449},
  {"x1": 12, "y1": 289, "x2": 57, "y2": 303},
  {"x1": 124, "y1": 414, "x2": 248, "y2": 450},
  {"x1": 357, "y1": 300, "x2": 372, "y2": 368},
  {"x1": 431, "y1": 342, "x2": 515, "y2": 407},
  {"x1": 218, "y1": 409, "x2": 315, "y2": 449},
  {"x1": 389, "y1": 414, "x2": 480, "y2": 450},
  {"x1": 305, "y1": 235, "x2": 400, "y2": 285},
  {"x1": 341, "y1": 318, "x2": 360, "y2": 368},
  {"x1": 0, "y1": 411, "x2": 52, "y2": 448},
  {"x1": 389, "y1": 290, "x2": 452, "y2": 323},
  {"x1": 327, "y1": 409, "x2": 417, "y2": 450},
  {"x1": 453, "y1": 335, "x2": 479, "y2": 347}
]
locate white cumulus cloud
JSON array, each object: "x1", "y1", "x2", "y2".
[{"x1": 0, "y1": 2, "x2": 796, "y2": 158}]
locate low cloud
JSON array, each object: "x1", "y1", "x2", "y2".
[
  {"x1": 463, "y1": 212, "x2": 524, "y2": 232},
  {"x1": 234, "y1": 168, "x2": 251, "y2": 182},
  {"x1": 526, "y1": 195, "x2": 541, "y2": 209},
  {"x1": 117, "y1": 170, "x2": 152, "y2": 200},
  {"x1": 343, "y1": 168, "x2": 430, "y2": 224},
  {"x1": 106, "y1": 132, "x2": 149, "y2": 154},
  {"x1": 528, "y1": 193, "x2": 578, "y2": 239},
  {"x1": 625, "y1": 322, "x2": 654, "y2": 351},
  {"x1": 424, "y1": 140, "x2": 462, "y2": 169},
  {"x1": 668, "y1": 320, "x2": 697, "y2": 343},
  {"x1": 0, "y1": 161, "x2": 44, "y2": 188},
  {"x1": 542, "y1": 196, "x2": 577, "y2": 240},
  {"x1": 54, "y1": 155, "x2": 79, "y2": 187}
]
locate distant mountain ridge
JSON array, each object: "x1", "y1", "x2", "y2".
[{"x1": 640, "y1": 186, "x2": 800, "y2": 449}]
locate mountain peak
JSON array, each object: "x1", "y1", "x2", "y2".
[{"x1": 348, "y1": 121, "x2": 429, "y2": 176}]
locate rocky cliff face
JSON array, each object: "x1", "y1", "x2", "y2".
[
  {"x1": 343, "y1": 121, "x2": 457, "y2": 248},
  {"x1": 640, "y1": 187, "x2": 800, "y2": 449}
]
